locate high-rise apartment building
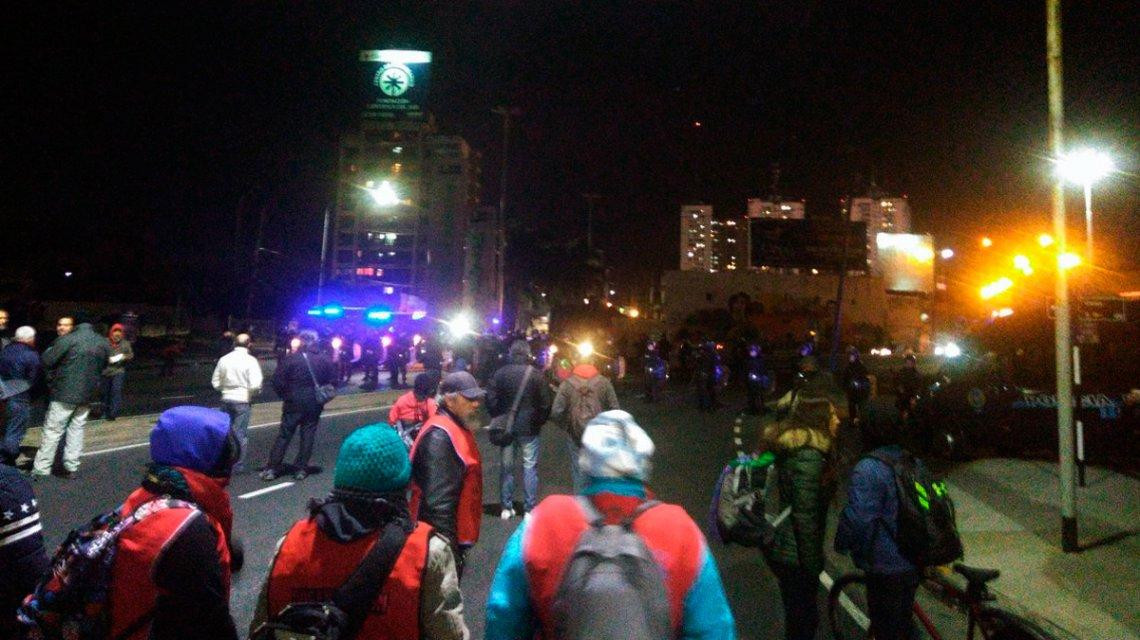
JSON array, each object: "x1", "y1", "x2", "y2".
[
  {"x1": 747, "y1": 198, "x2": 806, "y2": 220},
  {"x1": 679, "y1": 205, "x2": 713, "y2": 271},
  {"x1": 844, "y1": 196, "x2": 912, "y2": 272},
  {"x1": 710, "y1": 218, "x2": 749, "y2": 272}
]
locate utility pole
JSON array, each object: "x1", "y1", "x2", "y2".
[
  {"x1": 1047, "y1": 0, "x2": 1078, "y2": 553},
  {"x1": 492, "y1": 107, "x2": 520, "y2": 322},
  {"x1": 316, "y1": 205, "x2": 331, "y2": 306},
  {"x1": 582, "y1": 193, "x2": 601, "y2": 256}
]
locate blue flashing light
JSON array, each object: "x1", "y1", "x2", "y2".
[
  {"x1": 365, "y1": 307, "x2": 393, "y2": 323},
  {"x1": 411, "y1": 310, "x2": 427, "y2": 320},
  {"x1": 322, "y1": 304, "x2": 345, "y2": 318},
  {"x1": 306, "y1": 307, "x2": 323, "y2": 317}
]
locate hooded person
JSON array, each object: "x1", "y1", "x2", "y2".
[
  {"x1": 549, "y1": 353, "x2": 620, "y2": 492},
  {"x1": 101, "y1": 322, "x2": 134, "y2": 420},
  {"x1": 253, "y1": 424, "x2": 470, "y2": 639},
  {"x1": 760, "y1": 374, "x2": 840, "y2": 640},
  {"x1": 485, "y1": 410, "x2": 736, "y2": 640},
  {"x1": 486, "y1": 340, "x2": 552, "y2": 519},
  {"x1": 103, "y1": 406, "x2": 240, "y2": 639}
]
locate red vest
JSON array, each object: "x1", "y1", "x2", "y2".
[
  {"x1": 267, "y1": 519, "x2": 432, "y2": 640},
  {"x1": 520, "y1": 493, "x2": 705, "y2": 635},
  {"x1": 109, "y1": 473, "x2": 232, "y2": 640},
  {"x1": 408, "y1": 413, "x2": 483, "y2": 546}
]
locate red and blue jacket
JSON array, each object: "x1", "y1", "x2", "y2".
[{"x1": 485, "y1": 478, "x2": 735, "y2": 639}]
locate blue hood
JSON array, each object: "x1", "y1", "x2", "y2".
[{"x1": 150, "y1": 406, "x2": 233, "y2": 474}]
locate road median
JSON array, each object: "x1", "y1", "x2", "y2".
[{"x1": 19, "y1": 389, "x2": 403, "y2": 457}]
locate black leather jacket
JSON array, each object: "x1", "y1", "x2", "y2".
[{"x1": 411, "y1": 408, "x2": 467, "y2": 549}]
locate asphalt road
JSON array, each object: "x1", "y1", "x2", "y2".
[{"x1": 31, "y1": 385, "x2": 837, "y2": 639}]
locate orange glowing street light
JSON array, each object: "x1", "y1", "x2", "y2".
[
  {"x1": 1058, "y1": 252, "x2": 1082, "y2": 270},
  {"x1": 980, "y1": 236, "x2": 994, "y2": 248},
  {"x1": 980, "y1": 277, "x2": 1014, "y2": 300},
  {"x1": 1037, "y1": 233, "x2": 1055, "y2": 248}
]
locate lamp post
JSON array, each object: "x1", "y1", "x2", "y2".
[{"x1": 1056, "y1": 148, "x2": 1114, "y2": 264}]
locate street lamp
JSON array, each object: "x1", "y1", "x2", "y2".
[
  {"x1": 1056, "y1": 148, "x2": 1115, "y2": 263},
  {"x1": 369, "y1": 180, "x2": 401, "y2": 208}
]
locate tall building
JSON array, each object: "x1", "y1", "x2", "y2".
[
  {"x1": 330, "y1": 124, "x2": 480, "y2": 308},
  {"x1": 747, "y1": 198, "x2": 806, "y2": 220},
  {"x1": 710, "y1": 218, "x2": 749, "y2": 272},
  {"x1": 679, "y1": 204, "x2": 713, "y2": 271},
  {"x1": 844, "y1": 195, "x2": 912, "y2": 273}
]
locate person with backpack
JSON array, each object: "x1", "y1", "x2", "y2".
[
  {"x1": 409, "y1": 371, "x2": 486, "y2": 576},
  {"x1": 836, "y1": 399, "x2": 962, "y2": 640},
  {"x1": 1, "y1": 458, "x2": 48, "y2": 638},
  {"x1": 550, "y1": 355, "x2": 619, "y2": 492},
  {"x1": 760, "y1": 365, "x2": 840, "y2": 640},
  {"x1": 250, "y1": 424, "x2": 469, "y2": 640},
  {"x1": 19, "y1": 406, "x2": 241, "y2": 639},
  {"x1": 486, "y1": 340, "x2": 552, "y2": 520},
  {"x1": 485, "y1": 410, "x2": 735, "y2": 640}
]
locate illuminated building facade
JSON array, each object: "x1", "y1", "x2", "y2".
[
  {"x1": 679, "y1": 204, "x2": 714, "y2": 271},
  {"x1": 844, "y1": 195, "x2": 912, "y2": 273}
]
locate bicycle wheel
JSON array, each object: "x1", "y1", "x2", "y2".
[
  {"x1": 975, "y1": 609, "x2": 1059, "y2": 640},
  {"x1": 828, "y1": 573, "x2": 873, "y2": 640}
]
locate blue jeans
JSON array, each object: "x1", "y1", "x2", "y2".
[
  {"x1": 103, "y1": 372, "x2": 125, "y2": 419},
  {"x1": 2, "y1": 397, "x2": 30, "y2": 463},
  {"x1": 222, "y1": 401, "x2": 252, "y2": 472},
  {"x1": 500, "y1": 435, "x2": 540, "y2": 512}
]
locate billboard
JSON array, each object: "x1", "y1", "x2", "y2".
[
  {"x1": 359, "y1": 49, "x2": 432, "y2": 122},
  {"x1": 750, "y1": 219, "x2": 867, "y2": 271},
  {"x1": 876, "y1": 233, "x2": 935, "y2": 293}
]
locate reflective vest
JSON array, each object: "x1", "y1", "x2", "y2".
[
  {"x1": 267, "y1": 519, "x2": 432, "y2": 640},
  {"x1": 520, "y1": 494, "x2": 704, "y2": 635},
  {"x1": 408, "y1": 413, "x2": 483, "y2": 546},
  {"x1": 109, "y1": 487, "x2": 231, "y2": 640}
]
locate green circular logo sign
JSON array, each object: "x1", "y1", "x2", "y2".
[{"x1": 375, "y1": 63, "x2": 414, "y2": 97}]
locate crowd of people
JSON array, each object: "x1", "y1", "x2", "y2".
[
  {"x1": 0, "y1": 312, "x2": 942, "y2": 640},
  {"x1": 0, "y1": 310, "x2": 133, "y2": 477}
]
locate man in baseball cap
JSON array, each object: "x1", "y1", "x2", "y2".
[{"x1": 408, "y1": 371, "x2": 486, "y2": 575}]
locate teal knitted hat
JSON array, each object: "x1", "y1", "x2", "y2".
[{"x1": 334, "y1": 424, "x2": 411, "y2": 494}]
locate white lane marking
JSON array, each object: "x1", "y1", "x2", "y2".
[
  {"x1": 80, "y1": 404, "x2": 392, "y2": 457},
  {"x1": 238, "y1": 482, "x2": 295, "y2": 499},
  {"x1": 160, "y1": 394, "x2": 196, "y2": 400},
  {"x1": 819, "y1": 570, "x2": 871, "y2": 631}
]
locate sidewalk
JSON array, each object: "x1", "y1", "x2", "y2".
[
  {"x1": 826, "y1": 457, "x2": 1140, "y2": 639},
  {"x1": 19, "y1": 389, "x2": 404, "y2": 455}
]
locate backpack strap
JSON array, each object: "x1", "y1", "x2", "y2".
[
  {"x1": 576, "y1": 495, "x2": 662, "y2": 530},
  {"x1": 331, "y1": 520, "x2": 412, "y2": 640}
]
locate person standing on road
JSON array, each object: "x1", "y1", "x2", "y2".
[
  {"x1": 95, "y1": 406, "x2": 239, "y2": 638},
  {"x1": 389, "y1": 371, "x2": 439, "y2": 447},
  {"x1": 1, "y1": 327, "x2": 41, "y2": 465},
  {"x1": 31, "y1": 315, "x2": 110, "y2": 480},
  {"x1": 550, "y1": 355, "x2": 619, "y2": 492},
  {"x1": 0, "y1": 459, "x2": 48, "y2": 638},
  {"x1": 212, "y1": 333, "x2": 263, "y2": 474},
  {"x1": 760, "y1": 374, "x2": 840, "y2": 640},
  {"x1": 261, "y1": 330, "x2": 336, "y2": 482},
  {"x1": 836, "y1": 399, "x2": 920, "y2": 640},
  {"x1": 101, "y1": 323, "x2": 134, "y2": 421},
  {"x1": 843, "y1": 347, "x2": 872, "y2": 424},
  {"x1": 251, "y1": 424, "x2": 470, "y2": 639},
  {"x1": 485, "y1": 410, "x2": 736, "y2": 640},
  {"x1": 408, "y1": 371, "x2": 486, "y2": 576},
  {"x1": 486, "y1": 340, "x2": 552, "y2": 520}
]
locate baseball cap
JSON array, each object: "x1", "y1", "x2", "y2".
[{"x1": 440, "y1": 371, "x2": 486, "y2": 400}]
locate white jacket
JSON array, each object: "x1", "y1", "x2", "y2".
[{"x1": 211, "y1": 347, "x2": 263, "y2": 403}]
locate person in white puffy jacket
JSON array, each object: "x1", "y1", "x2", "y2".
[{"x1": 211, "y1": 333, "x2": 263, "y2": 473}]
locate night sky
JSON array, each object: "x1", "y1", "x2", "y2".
[{"x1": 5, "y1": 2, "x2": 1137, "y2": 313}]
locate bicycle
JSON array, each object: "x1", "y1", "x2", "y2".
[{"x1": 828, "y1": 563, "x2": 1058, "y2": 639}]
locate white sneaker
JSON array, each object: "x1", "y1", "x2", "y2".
[{"x1": 500, "y1": 507, "x2": 515, "y2": 520}]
